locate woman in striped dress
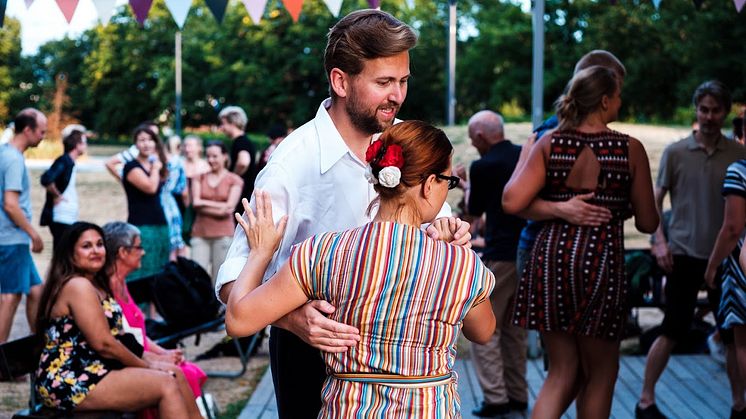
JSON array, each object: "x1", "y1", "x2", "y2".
[
  {"x1": 225, "y1": 121, "x2": 496, "y2": 418},
  {"x1": 503, "y1": 66, "x2": 658, "y2": 418},
  {"x1": 705, "y1": 159, "x2": 746, "y2": 418}
]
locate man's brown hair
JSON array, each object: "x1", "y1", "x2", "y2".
[{"x1": 324, "y1": 10, "x2": 417, "y2": 97}]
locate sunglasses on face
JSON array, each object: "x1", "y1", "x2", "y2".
[{"x1": 435, "y1": 174, "x2": 460, "y2": 190}]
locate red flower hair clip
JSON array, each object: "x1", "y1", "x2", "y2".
[{"x1": 365, "y1": 141, "x2": 405, "y2": 188}]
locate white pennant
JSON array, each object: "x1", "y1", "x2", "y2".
[
  {"x1": 322, "y1": 0, "x2": 342, "y2": 17},
  {"x1": 241, "y1": 0, "x2": 268, "y2": 24},
  {"x1": 92, "y1": 0, "x2": 117, "y2": 25},
  {"x1": 405, "y1": 0, "x2": 415, "y2": 9},
  {"x1": 165, "y1": 0, "x2": 191, "y2": 28},
  {"x1": 652, "y1": 0, "x2": 661, "y2": 9},
  {"x1": 24, "y1": 0, "x2": 33, "y2": 8}
]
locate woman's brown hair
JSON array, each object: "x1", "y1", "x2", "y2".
[
  {"x1": 132, "y1": 125, "x2": 169, "y2": 179},
  {"x1": 555, "y1": 65, "x2": 619, "y2": 131},
  {"x1": 367, "y1": 121, "x2": 452, "y2": 214}
]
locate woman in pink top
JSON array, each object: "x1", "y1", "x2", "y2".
[
  {"x1": 102, "y1": 221, "x2": 206, "y2": 419},
  {"x1": 191, "y1": 141, "x2": 244, "y2": 282}
]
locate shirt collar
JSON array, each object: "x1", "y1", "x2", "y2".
[
  {"x1": 686, "y1": 131, "x2": 727, "y2": 152},
  {"x1": 315, "y1": 98, "x2": 359, "y2": 174}
]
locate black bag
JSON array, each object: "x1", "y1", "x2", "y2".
[{"x1": 150, "y1": 256, "x2": 221, "y2": 331}]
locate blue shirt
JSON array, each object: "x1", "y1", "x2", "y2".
[
  {"x1": 517, "y1": 115, "x2": 558, "y2": 250},
  {"x1": 0, "y1": 144, "x2": 32, "y2": 245}
]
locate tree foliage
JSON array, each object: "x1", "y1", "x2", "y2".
[{"x1": 1, "y1": 0, "x2": 745, "y2": 136}]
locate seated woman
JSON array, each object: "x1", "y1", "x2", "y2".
[
  {"x1": 102, "y1": 221, "x2": 207, "y2": 402},
  {"x1": 34, "y1": 222, "x2": 201, "y2": 418},
  {"x1": 225, "y1": 121, "x2": 496, "y2": 417}
]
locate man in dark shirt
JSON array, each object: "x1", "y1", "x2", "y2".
[
  {"x1": 218, "y1": 106, "x2": 258, "y2": 215},
  {"x1": 466, "y1": 110, "x2": 528, "y2": 416}
]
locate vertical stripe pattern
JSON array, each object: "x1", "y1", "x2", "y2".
[
  {"x1": 289, "y1": 221, "x2": 494, "y2": 418},
  {"x1": 719, "y1": 159, "x2": 746, "y2": 329}
]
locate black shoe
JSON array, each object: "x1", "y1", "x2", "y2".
[
  {"x1": 508, "y1": 398, "x2": 528, "y2": 411},
  {"x1": 731, "y1": 407, "x2": 746, "y2": 419},
  {"x1": 472, "y1": 401, "x2": 510, "y2": 417},
  {"x1": 635, "y1": 403, "x2": 667, "y2": 419}
]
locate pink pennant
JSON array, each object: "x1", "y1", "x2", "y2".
[
  {"x1": 55, "y1": 0, "x2": 79, "y2": 23},
  {"x1": 367, "y1": 0, "x2": 380, "y2": 8},
  {"x1": 735, "y1": 0, "x2": 746, "y2": 12},
  {"x1": 129, "y1": 0, "x2": 153, "y2": 25},
  {"x1": 24, "y1": 0, "x2": 33, "y2": 8},
  {"x1": 282, "y1": 0, "x2": 303, "y2": 22}
]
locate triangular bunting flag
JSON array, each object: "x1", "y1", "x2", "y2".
[
  {"x1": 735, "y1": 0, "x2": 745, "y2": 12},
  {"x1": 368, "y1": 0, "x2": 380, "y2": 8},
  {"x1": 0, "y1": 0, "x2": 6, "y2": 28},
  {"x1": 692, "y1": 0, "x2": 703, "y2": 9},
  {"x1": 205, "y1": 0, "x2": 228, "y2": 23},
  {"x1": 242, "y1": 0, "x2": 268, "y2": 23},
  {"x1": 56, "y1": 0, "x2": 80, "y2": 23},
  {"x1": 609, "y1": 0, "x2": 616, "y2": 4},
  {"x1": 282, "y1": 0, "x2": 303, "y2": 22},
  {"x1": 405, "y1": 0, "x2": 415, "y2": 9},
  {"x1": 129, "y1": 0, "x2": 153, "y2": 25},
  {"x1": 321, "y1": 0, "x2": 342, "y2": 17},
  {"x1": 93, "y1": 0, "x2": 117, "y2": 25},
  {"x1": 165, "y1": 0, "x2": 191, "y2": 28},
  {"x1": 652, "y1": 0, "x2": 661, "y2": 9},
  {"x1": 24, "y1": 0, "x2": 33, "y2": 9}
]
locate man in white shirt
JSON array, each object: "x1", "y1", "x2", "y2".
[{"x1": 215, "y1": 10, "x2": 469, "y2": 418}]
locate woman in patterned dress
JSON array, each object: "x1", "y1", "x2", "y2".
[
  {"x1": 503, "y1": 66, "x2": 658, "y2": 418},
  {"x1": 226, "y1": 121, "x2": 496, "y2": 418},
  {"x1": 34, "y1": 222, "x2": 200, "y2": 418},
  {"x1": 706, "y1": 159, "x2": 746, "y2": 418}
]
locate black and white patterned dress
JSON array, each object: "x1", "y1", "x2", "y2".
[
  {"x1": 512, "y1": 129, "x2": 633, "y2": 341},
  {"x1": 719, "y1": 160, "x2": 746, "y2": 329}
]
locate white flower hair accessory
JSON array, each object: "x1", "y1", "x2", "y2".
[
  {"x1": 364, "y1": 165, "x2": 378, "y2": 185},
  {"x1": 378, "y1": 166, "x2": 401, "y2": 188}
]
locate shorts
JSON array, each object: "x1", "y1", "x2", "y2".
[{"x1": 0, "y1": 244, "x2": 42, "y2": 294}]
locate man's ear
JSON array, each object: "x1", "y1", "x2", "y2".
[{"x1": 329, "y1": 68, "x2": 350, "y2": 98}]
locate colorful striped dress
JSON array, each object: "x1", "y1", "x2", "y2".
[
  {"x1": 719, "y1": 159, "x2": 746, "y2": 329},
  {"x1": 512, "y1": 129, "x2": 634, "y2": 340},
  {"x1": 289, "y1": 221, "x2": 494, "y2": 418}
]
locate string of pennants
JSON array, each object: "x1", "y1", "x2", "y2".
[{"x1": 0, "y1": 0, "x2": 745, "y2": 29}]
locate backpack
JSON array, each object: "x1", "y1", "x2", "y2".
[{"x1": 150, "y1": 256, "x2": 221, "y2": 331}]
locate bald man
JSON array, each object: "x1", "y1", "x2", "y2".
[
  {"x1": 466, "y1": 110, "x2": 529, "y2": 416},
  {"x1": 0, "y1": 108, "x2": 47, "y2": 343}
]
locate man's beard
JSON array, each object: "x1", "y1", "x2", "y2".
[{"x1": 345, "y1": 92, "x2": 399, "y2": 135}]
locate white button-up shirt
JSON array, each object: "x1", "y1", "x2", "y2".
[{"x1": 215, "y1": 99, "x2": 450, "y2": 301}]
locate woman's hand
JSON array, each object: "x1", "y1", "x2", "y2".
[
  {"x1": 145, "y1": 348, "x2": 184, "y2": 365},
  {"x1": 234, "y1": 190, "x2": 288, "y2": 258}
]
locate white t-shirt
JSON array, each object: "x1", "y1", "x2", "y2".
[{"x1": 53, "y1": 165, "x2": 78, "y2": 224}]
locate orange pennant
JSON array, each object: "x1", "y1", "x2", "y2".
[
  {"x1": 55, "y1": 0, "x2": 80, "y2": 23},
  {"x1": 282, "y1": 0, "x2": 303, "y2": 22}
]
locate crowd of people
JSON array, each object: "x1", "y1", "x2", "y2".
[{"x1": 1, "y1": 7, "x2": 745, "y2": 419}]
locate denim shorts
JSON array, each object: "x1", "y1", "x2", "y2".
[{"x1": 0, "y1": 244, "x2": 42, "y2": 294}]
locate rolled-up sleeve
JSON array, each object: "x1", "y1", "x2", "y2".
[{"x1": 215, "y1": 164, "x2": 296, "y2": 303}]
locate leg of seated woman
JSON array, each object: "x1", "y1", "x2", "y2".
[
  {"x1": 575, "y1": 335, "x2": 620, "y2": 419},
  {"x1": 532, "y1": 332, "x2": 580, "y2": 419},
  {"x1": 75, "y1": 367, "x2": 193, "y2": 419},
  {"x1": 159, "y1": 362, "x2": 202, "y2": 418}
]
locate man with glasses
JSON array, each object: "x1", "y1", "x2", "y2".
[{"x1": 465, "y1": 110, "x2": 529, "y2": 416}]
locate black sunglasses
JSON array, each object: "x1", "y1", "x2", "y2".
[{"x1": 435, "y1": 174, "x2": 460, "y2": 190}]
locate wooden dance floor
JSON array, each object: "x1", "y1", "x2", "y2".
[{"x1": 240, "y1": 355, "x2": 730, "y2": 418}]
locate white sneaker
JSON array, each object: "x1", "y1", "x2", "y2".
[
  {"x1": 196, "y1": 393, "x2": 219, "y2": 419},
  {"x1": 707, "y1": 334, "x2": 726, "y2": 365}
]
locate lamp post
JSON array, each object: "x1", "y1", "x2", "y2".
[
  {"x1": 175, "y1": 31, "x2": 183, "y2": 137},
  {"x1": 531, "y1": 0, "x2": 545, "y2": 129},
  {"x1": 446, "y1": 0, "x2": 457, "y2": 126}
]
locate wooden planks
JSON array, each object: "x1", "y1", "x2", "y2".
[{"x1": 240, "y1": 355, "x2": 730, "y2": 419}]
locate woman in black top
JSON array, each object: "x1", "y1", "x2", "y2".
[{"x1": 122, "y1": 125, "x2": 170, "y2": 282}]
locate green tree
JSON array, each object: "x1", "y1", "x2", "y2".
[{"x1": 0, "y1": 16, "x2": 22, "y2": 122}]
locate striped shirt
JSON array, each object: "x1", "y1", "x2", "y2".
[{"x1": 289, "y1": 221, "x2": 494, "y2": 418}]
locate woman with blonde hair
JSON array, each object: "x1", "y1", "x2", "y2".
[
  {"x1": 226, "y1": 121, "x2": 496, "y2": 417},
  {"x1": 503, "y1": 66, "x2": 658, "y2": 418}
]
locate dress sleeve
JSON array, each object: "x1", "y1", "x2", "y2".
[
  {"x1": 470, "y1": 255, "x2": 495, "y2": 308},
  {"x1": 288, "y1": 235, "x2": 323, "y2": 300},
  {"x1": 722, "y1": 161, "x2": 746, "y2": 199}
]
